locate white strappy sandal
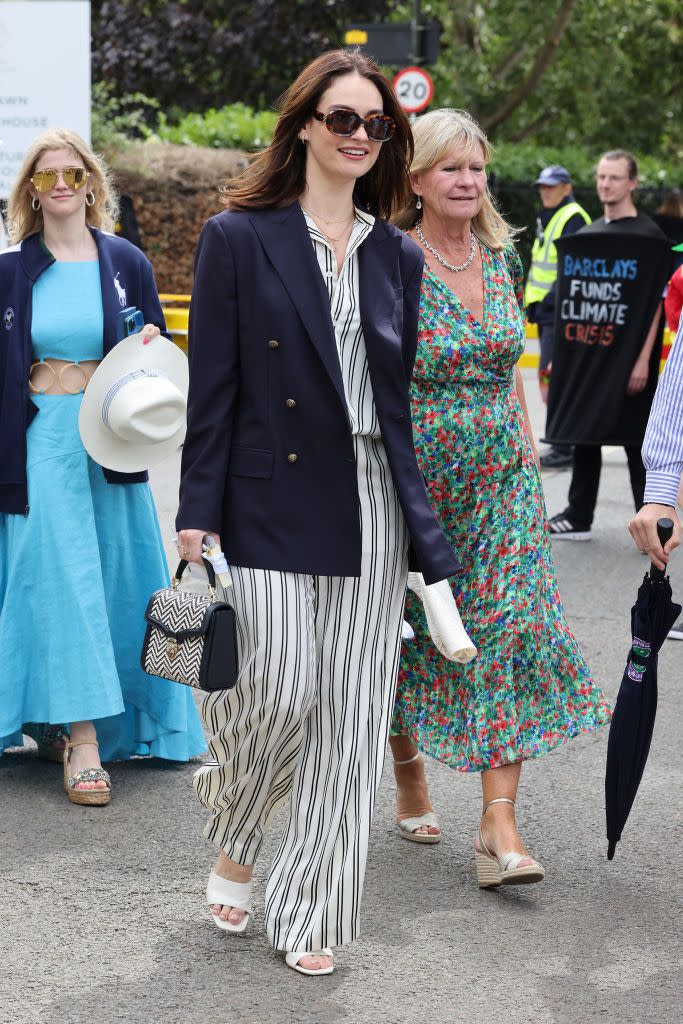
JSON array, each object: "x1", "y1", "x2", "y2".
[
  {"x1": 473, "y1": 798, "x2": 545, "y2": 888},
  {"x1": 394, "y1": 752, "x2": 441, "y2": 844},
  {"x1": 285, "y1": 949, "x2": 334, "y2": 976},
  {"x1": 206, "y1": 871, "x2": 253, "y2": 933}
]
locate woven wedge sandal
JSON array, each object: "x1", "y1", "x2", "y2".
[
  {"x1": 473, "y1": 798, "x2": 544, "y2": 888},
  {"x1": 63, "y1": 740, "x2": 111, "y2": 806},
  {"x1": 206, "y1": 871, "x2": 253, "y2": 934},
  {"x1": 394, "y1": 752, "x2": 441, "y2": 844}
]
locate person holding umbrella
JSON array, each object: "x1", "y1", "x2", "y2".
[
  {"x1": 175, "y1": 50, "x2": 460, "y2": 976},
  {"x1": 629, "y1": 316, "x2": 683, "y2": 587}
]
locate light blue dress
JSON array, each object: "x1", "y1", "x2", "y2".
[{"x1": 0, "y1": 261, "x2": 206, "y2": 761}]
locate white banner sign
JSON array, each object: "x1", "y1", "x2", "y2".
[{"x1": 0, "y1": 1, "x2": 90, "y2": 198}]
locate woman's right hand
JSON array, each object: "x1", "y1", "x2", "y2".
[{"x1": 176, "y1": 529, "x2": 221, "y2": 565}]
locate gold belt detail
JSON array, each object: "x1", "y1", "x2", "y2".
[{"x1": 29, "y1": 358, "x2": 100, "y2": 395}]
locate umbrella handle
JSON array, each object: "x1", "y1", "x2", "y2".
[{"x1": 649, "y1": 517, "x2": 674, "y2": 582}]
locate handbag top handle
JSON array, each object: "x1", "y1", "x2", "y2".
[{"x1": 172, "y1": 555, "x2": 217, "y2": 593}]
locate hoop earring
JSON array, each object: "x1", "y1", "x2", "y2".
[
  {"x1": 85, "y1": 191, "x2": 96, "y2": 207},
  {"x1": 415, "y1": 196, "x2": 422, "y2": 210},
  {"x1": 31, "y1": 196, "x2": 41, "y2": 212}
]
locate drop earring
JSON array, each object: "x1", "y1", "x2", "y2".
[
  {"x1": 416, "y1": 196, "x2": 422, "y2": 210},
  {"x1": 31, "y1": 196, "x2": 40, "y2": 211}
]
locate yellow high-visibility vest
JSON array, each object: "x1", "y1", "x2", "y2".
[{"x1": 524, "y1": 200, "x2": 591, "y2": 306}]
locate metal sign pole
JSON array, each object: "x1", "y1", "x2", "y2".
[{"x1": 411, "y1": 0, "x2": 421, "y2": 64}]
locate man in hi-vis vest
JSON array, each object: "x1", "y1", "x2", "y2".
[{"x1": 525, "y1": 166, "x2": 591, "y2": 468}]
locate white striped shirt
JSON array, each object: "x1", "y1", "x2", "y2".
[
  {"x1": 642, "y1": 316, "x2": 683, "y2": 505},
  {"x1": 304, "y1": 207, "x2": 380, "y2": 438}
]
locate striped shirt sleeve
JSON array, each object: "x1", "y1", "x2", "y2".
[{"x1": 642, "y1": 316, "x2": 683, "y2": 505}]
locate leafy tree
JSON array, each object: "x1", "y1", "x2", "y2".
[
  {"x1": 92, "y1": 1, "x2": 681, "y2": 159},
  {"x1": 389, "y1": 0, "x2": 682, "y2": 156}
]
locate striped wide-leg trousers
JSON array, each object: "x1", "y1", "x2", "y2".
[{"x1": 193, "y1": 435, "x2": 409, "y2": 952}]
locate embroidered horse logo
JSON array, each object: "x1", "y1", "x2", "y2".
[
  {"x1": 114, "y1": 273, "x2": 127, "y2": 307},
  {"x1": 3, "y1": 306, "x2": 14, "y2": 330}
]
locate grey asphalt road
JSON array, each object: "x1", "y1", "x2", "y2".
[{"x1": 1, "y1": 370, "x2": 681, "y2": 1024}]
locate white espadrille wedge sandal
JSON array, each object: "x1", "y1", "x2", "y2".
[
  {"x1": 394, "y1": 752, "x2": 441, "y2": 844},
  {"x1": 473, "y1": 798, "x2": 545, "y2": 888},
  {"x1": 206, "y1": 871, "x2": 253, "y2": 933},
  {"x1": 284, "y1": 949, "x2": 334, "y2": 976}
]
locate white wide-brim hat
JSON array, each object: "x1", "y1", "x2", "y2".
[{"x1": 79, "y1": 332, "x2": 189, "y2": 472}]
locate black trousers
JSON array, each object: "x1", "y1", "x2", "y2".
[
  {"x1": 540, "y1": 323, "x2": 572, "y2": 456},
  {"x1": 565, "y1": 444, "x2": 646, "y2": 529}
]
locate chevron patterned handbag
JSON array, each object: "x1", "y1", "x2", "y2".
[{"x1": 140, "y1": 555, "x2": 238, "y2": 692}]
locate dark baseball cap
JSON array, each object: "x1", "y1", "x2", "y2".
[{"x1": 535, "y1": 165, "x2": 572, "y2": 186}]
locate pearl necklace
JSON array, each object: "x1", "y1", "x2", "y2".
[{"x1": 415, "y1": 220, "x2": 477, "y2": 273}]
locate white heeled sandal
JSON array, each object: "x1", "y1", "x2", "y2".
[
  {"x1": 206, "y1": 871, "x2": 253, "y2": 933},
  {"x1": 394, "y1": 752, "x2": 441, "y2": 844},
  {"x1": 284, "y1": 948, "x2": 334, "y2": 976},
  {"x1": 473, "y1": 798, "x2": 545, "y2": 888}
]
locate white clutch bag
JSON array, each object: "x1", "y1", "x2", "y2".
[{"x1": 406, "y1": 572, "x2": 477, "y2": 664}]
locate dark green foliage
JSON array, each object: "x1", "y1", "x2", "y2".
[{"x1": 91, "y1": 0, "x2": 390, "y2": 114}]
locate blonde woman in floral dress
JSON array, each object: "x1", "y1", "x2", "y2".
[{"x1": 389, "y1": 109, "x2": 612, "y2": 885}]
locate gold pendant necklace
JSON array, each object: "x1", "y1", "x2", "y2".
[
  {"x1": 314, "y1": 217, "x2": 355, "y2": 246},
  {"x1": 301, "y1": 204, "x2": 355, "y2": 226}
]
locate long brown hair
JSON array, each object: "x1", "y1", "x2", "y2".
[{"x1": 222, "y1": 48, "x2": 413, "y2": 221}]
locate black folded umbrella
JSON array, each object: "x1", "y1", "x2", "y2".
[{"x1": 605, "y1": 518, "x2": 681, "y2": 859}]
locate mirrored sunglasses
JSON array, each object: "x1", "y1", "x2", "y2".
[
  {"x1": 30, "y1": 166, "x2": 89, "y2": 193},
  {"x1": 313, "y1": 109, "x2": 395, "y2": 143}
]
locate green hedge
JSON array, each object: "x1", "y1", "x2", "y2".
[{"x1": 151, "y1": 104, "x2": 279, "y2": 152}]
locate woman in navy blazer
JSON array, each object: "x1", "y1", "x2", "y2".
[
  {"x1": 177, "y1": 50, "x2": 459, "y2": 976},
  {"x1": 0, "y1": 129, "x2": 205, "y2": 805}
]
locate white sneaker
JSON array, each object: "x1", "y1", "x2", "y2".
[{"x1": 667, "y1": 620, "x2": 683, "y2": 640}]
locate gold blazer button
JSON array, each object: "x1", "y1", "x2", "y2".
[
  {"x1": 286, "y1": 398, "x2": 297, "y2": 409},
  {"x1": 268, "y1": 339, "x2": 280, "y2": 349},
  {"x1": 287, "y1": 453, "x2": 298, "y2": 463}
]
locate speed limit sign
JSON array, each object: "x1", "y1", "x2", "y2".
[{"x1": 393, "y1": 66, "x2": 434, "y2": 114}]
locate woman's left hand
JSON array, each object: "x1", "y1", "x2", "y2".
[{"x1": 141, "y1": 324, "x2": 161, "y2": 345}]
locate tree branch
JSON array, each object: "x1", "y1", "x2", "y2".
[
  {"x1": 491, "y1": 43, "x2": 528, "y2": 84},
  {"x1": 483, "y1": 0, "x2": 578, "y2": 135},
  {"x1": 509, "y1": 110, "x2": 556, "y2": 144},
  {"x1": 453, "y1": 0, "x2": 482, "y2": 56}
]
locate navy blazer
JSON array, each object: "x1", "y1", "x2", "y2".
[
  {"x1": 176, "y1": 204, "x2": 460, "y2": 584},
  {"x1": 0, "y1": 229, "x2": 167, "y2": 514}
]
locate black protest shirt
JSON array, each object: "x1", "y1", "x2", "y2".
[
  {"x1": 544, "y1": 213, "x2": 672, "y2": 446},
  {"x1": 582, "y1": 212, "x2": 668, "y2": 240}
]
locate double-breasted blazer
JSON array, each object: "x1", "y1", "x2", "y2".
[{"x1": 176, "y1": 203, "x2": 460, "y2": 585}]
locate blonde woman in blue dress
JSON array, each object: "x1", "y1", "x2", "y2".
[{"x1": 0, "y1": 129, "x2": 205, "y2": 803}]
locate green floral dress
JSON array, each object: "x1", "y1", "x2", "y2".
[{"x1": 391, "y1": 244, "x2": 612, "y2": 771}]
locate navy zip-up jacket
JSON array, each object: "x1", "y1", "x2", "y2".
[{"x1": 0, "y1": 228, "x2": 166, "y2": 514}]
